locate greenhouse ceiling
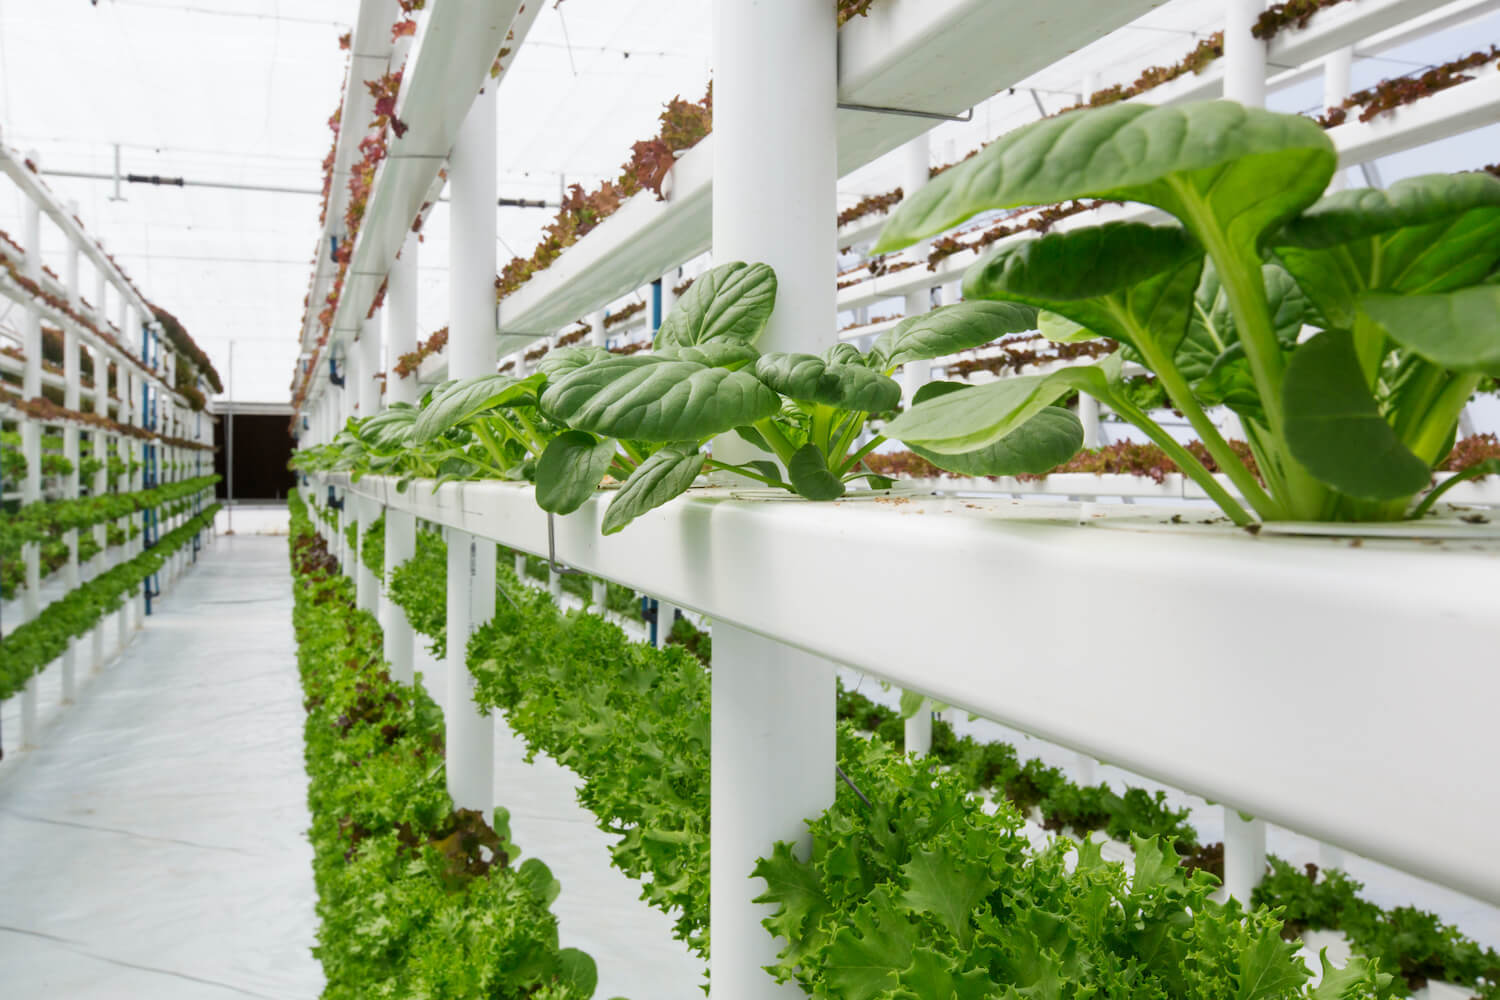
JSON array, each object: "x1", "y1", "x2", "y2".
[{"x1": 0, "y1": 0, "x2": 1494, "y2": 401}]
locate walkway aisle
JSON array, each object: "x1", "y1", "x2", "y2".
[{"x1": 0, "y1": 535, "x2": 322, "y2": 1000}]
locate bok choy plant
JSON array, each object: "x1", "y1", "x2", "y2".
[
  {"x1": 536, "y1": 262, "x2": 1054, "y2": 533},
  {"x1": 874, "y1": 101, "x2": 1500, "y2": 524}
]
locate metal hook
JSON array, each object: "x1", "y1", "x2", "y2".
[
  {"x1": 546, "y1": 512, "x2": 585, "y2": 576},
  {"x1": 837, "y1": 101, "x2": 973, "y2": 123}
]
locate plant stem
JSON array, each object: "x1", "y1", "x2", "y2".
[
  {"x1": 829, "y1": 414, "x2": 868, "y2": 472},
  {"x1": 1406, "y1": 373, "x2": 1481, "y2": 466},
  {"x1": 1173, "y1": 190, "x2": 1327, "y2": 520},
  {"x1": 1107, "y1": 392, "x2": 1254, "y2": 526},
  {"x1": 618, "y1": 439, "x2": 648, "y2": 466},
  {"x1": 508, "y1": 410, "x2": 546, "y2": 455},
  {"x1": 1124, "y1": 312, "x2": 1283, "y2": 521},
  {"x1": 752, "y1": 418, "x2": 799, "y2": 467},
  {"x1": 703, "y1": 459, "x2": 783, "y2": 488},
  {"x1": 1351, "y1": 311, "x2": 1386, "y2": 390},
  {"x1": 471, "y1": 421, "x2": 515, "y2": 472},
  {"x1": 1408, "y1": 459, "x2": 1500, "y2": 519},
  {"x1": 839, "y1": 434, "x2": 886, "y2": 476}
]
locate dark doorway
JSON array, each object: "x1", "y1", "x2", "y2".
[{"x1": 214, "y1": 412, "x2": 295, "y2": 500}]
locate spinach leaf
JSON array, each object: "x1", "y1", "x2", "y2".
[
  {"x1": 654, "y1": 261, "x2": 777, "y2": 349},
  {"x1": 536, "y1": 431, "x2": 618, "y2": 515},
  {"x1": 540, "y1": 355, "x2": 781, "y2": 441},
  {"x1": 602, "y1": 446, "x2": 705, "y2": 535}
]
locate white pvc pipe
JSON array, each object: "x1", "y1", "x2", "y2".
[
  {"x1": 344, "y1": 347, "x2": 360, "y2": 426},
  {"x1": 93, "y1": 261, "x2": 108, "y2": 326},
  {"x1": 443, "y1": 83, "x2": 499, "y2": 815},
  {"x1": 660, "y1": 270, "x2": 678, "y2": 323},
  {"x1": 589, "y1": 309, "x2": 606, "y2": 349},
  {"x1": 358, "y1": 315, "x2": 382, "y2": 418},
  {"x1": 655, "y1": 600, "x2": 677, "y2": 649},
  {"x1": 386, "y1": 231, "x2": 420, "y2": 406},
  {"x1": 1323, "y1": 47, "x2": 1353, "y2": 193},
  {"x1": 591, "y1": 578, "x2": 607, "y2": 612},
  {"x1": 382, "y1": 507, "x2": 416, "y2": 684},
  {"x1": 713, "y1": 0, "x2": 835, "y2": 357},
  {"x1": 355, "y1": 496, "x2": 375, "y2": 613},
  {"x1": 445, "y1": 529, "x2": 495, "y2": 813},
  {"x1": 449, "y1": 84, "x2": 499, "y2": 380},
  {"x1": 904, "y1": 700, "x2": 932, "y2": 756},
  {"x1": 1223, "y1": 0, "x2": 1268, "y2": 107},
  {"x1": 711, "y1": 624, "x2": 835, "y2": 1000},
  {"x1": 1223, "y1": 806, "x2": 1268, "y2": 903},
  {"x1": 1079, "y1": 392, "x2": 1102, "y2": 449},
  {"x1": 711, "y1": 1, "x2": 837, "y2": 994}
]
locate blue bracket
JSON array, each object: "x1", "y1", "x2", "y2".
[
  {"x1": 651, "y1": 278, "x2": 663, "y2": 332},
  {"x1": 329, "y1": 356, "x2": 346, "y2": 387},
  {"x1": 329, "y1": 234, "x2": 340, "y2": 261},
  {"x1": 326, "y1": 486, "x2": 344, "y2": 511}
]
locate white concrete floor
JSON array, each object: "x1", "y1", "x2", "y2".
[{"x1": 0, "y1": 533, "x2": 323, "y2": 1000}]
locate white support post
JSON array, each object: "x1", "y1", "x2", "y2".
[
  {"x1": 590, "y1": 577, "x2": 607, "y2": 612},
  {"x1": 386, "y1": 231, "x2": 420, "y2": 406},
  {"x1": 445, "y1": 529, "x2": 495, "y2": 813},
  {"x1": 343, "y1": 347, "x2": 360, "y2": 426},
  {"x1": 443, "y1": 78, "x2": 499, "y2": 816},
  {"x1": 654, "y1": 600, "x2": 678, "y2": 649},
  {"x1": 711, "y1": 1, "x2": 837, "y2": 995},
  {"x1": 1219, "y1": 0, "x2": 1264, "y2": 447},
  {"x1": 18, "y1": 165, "x2": 43, "y2": 746},
  {"x1": 711, "y1": 626, "x2": 835, "y2": 997},
  {"x1": 1323, "y1": 47, "x2": 1353, "y2": 193},
  {"x1": 514, "y1": 551, "x2": 526, "y2": 580},
  {"x1": 659, "y1": 271, "x2": 678, "y2": 328},
  {"x1": 93, "y1": 260, "x2": 109, "y2": 328},
  {"x1": 382, "y1": 508, "x2": 416, "y2": 684},
  {"x1": 354, "y1": 495, "x2": 375, "y2": 612},
  {"x1": 1079, "y1": 392, "x2": 1102, "y2": 449},
  {"x1": 1223, "y1": 807, "x2": 1268, "y2": 904},
  {"x1": 588, "y1": 309, "x2": 606, "y2": 349},
  {"x1": 898, "y1": 134, "x2": 933, "y2": 401},
  {"x1": 449, "y1": 84, "x2": 499, "y2": 381},
  {"x1": 61, "y1": 206, "x2": 84, "y2": 691},
  {"x1": 357, "y1": 315, "x2": 382, "y2": 418},
  {"x1": 1223, "y1": 0, "x2": 1268, "y2": 107},
  {"x1": 904, "y1": 700, "x2": 932, "y2": 756},
  {"x1": 548, "y1": 565, "x2": 562, "y2": 600}
]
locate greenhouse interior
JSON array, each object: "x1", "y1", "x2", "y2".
[{"x1": 1, "y1": 0, "x2": 1498, "y2": 997}]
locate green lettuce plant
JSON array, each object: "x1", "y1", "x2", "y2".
[
  {"x1": 875, "y1": 101, "x2": 1500, "y2": 524},
  {"x1": 537, "y1": 262, "x2": 1055, "y2": 532}
]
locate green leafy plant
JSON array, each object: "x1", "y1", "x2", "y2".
[
  {"x1": 286, "y1": 494, "x2": 612, "y2": 1000},
  {"x1": 876, "y1": 101, "x2": 1500, "y2": 524},
  {"x1": 370, "y1": 522, "x2": 1496, "y2": 997},
  {"x1": 755, "y1": 726, "x2": 1397, "y2": 998},
  {"x1": 537, "y1": 262, "x2": 1058, "y2": 532},
  {"x1": 1, "y1": 504, "x2": 220, "y2": 700}
]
